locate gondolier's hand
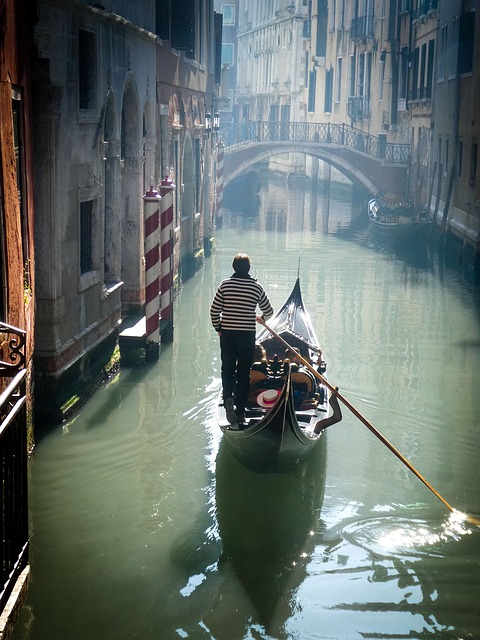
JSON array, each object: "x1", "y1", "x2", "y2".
[{"x1": 256, "y1": 315, "x2": 266, "y2": 325}]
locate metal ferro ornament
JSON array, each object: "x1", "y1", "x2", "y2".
[{"x1": 0, "y1": 322, "x2": 26, "y2": 375}]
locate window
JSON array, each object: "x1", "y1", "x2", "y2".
[
  {"x1": 80, "y1": 201, "x2": 93, "y2": 274},
  {"x1": 221, "y1": 43, "x2": 234, "y2": 66},
  {"x1": 379, "y1": 54, "x2": 385, "y2": 100},
  {"x1": 470, "y1": 142, "x2": 478, "y2": 188},
  {"x1": 426, "y1": 39, "x2": 435, "y2": 98},
  {"x1": 308, "y1": 69, "x2": 316, "y2": 112},
  {"x1": 458, "y1": 11, "x2": 475, "y2": 75},
  {"x1": 419, "y1": 43, "x2": 427, "y2": 98},
  {"x1": 400, "y1": 47, "x2": 409, "y2": 99},
  {"x1": 335, "y1": 57, "x2": 342, "y2": 102},
  {"x1": 438, "y1": 24, "x2": 447, "y2": 81},
  {"x1": 412, "y1": 47, "x2": 420, "y2": 99},
  {"x1": 316, "y1": 0, "x2": 328, "y2": 57},
  {"x1": 324, "y1": 68, "x2": 333, "y2": 113},
  {"x1": 222, "y1": 4, "x2": 235, "y2": 25},
  {"x1": 78, "y1": 29, "x2": 97, "y2": 110},
  {"x1": 349, "y1": 53, "x2": 356, "y2": 97},
  {"x1": 171, "y1": 0, "x2": 195, "y2": 59},
  {"x1": 358, "y1": 53, "x2": 365, "y2": 96},
  {"x1": 457, "y1": 140, "x2": 463, "y2": 177}
]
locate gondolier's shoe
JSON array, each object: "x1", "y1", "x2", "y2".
[{"x1": 224, "y1": 397, "x2": 238, "y2": 425}]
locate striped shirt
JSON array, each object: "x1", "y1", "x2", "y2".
[{"x1": 210, "y1": 273, "x2": 274, "y2": 332}]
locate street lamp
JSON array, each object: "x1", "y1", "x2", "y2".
[
  {"x1": 204, "y1": 108, "x2": 220, "y2": 138},
  {"x1": 205, "y1": 111, "x2": 212, "y2": 136},
  {"x1": 213, "y1": 110, "x2": 220, "y2": 133}
]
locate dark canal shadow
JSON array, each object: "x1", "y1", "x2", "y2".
[
  {"x1": 366, "y1": 227, "x2": 435, "y2": 271},
  {"x1": 213, "y1": 436, "x2": 327, "y2": 634}
]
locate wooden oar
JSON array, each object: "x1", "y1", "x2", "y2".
[{"x1": 258, "y1": 319, "x2": 480, "y2": 526}]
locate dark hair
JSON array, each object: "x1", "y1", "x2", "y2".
[{"x1": 232, "y1": 253, "x2": 251, "y2": 274}]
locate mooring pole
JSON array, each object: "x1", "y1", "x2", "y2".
[
  {"x1": 215, "y1": 138, "x2": 225, "y2": 228},
  {"x1": 159, "y1": 176, "x2": 175, "y2": 343},
  {"x1": 143, "y1": 184, "x2": 162, "y2": 361}
]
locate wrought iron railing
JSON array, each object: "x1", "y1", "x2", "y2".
[
  {"x1": 350, "y1": 15, "x2": 374, "y2": 40},
  {"x1": 413, "y1": 0, "x2": 438, "y2": 20},
  {"x1": 0, "y1": 322, "x2": 26, "y2": 376},
  {"x1": 347, "y1": 95, "x2": 371, "y2": 119},
  {"x1": 220, "y1": 121, "x2": 410, "y2": 164},
  {"x1": 0, "y1": 322, "x2": 28, "y2": 613}
]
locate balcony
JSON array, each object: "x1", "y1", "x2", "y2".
[
  {"x1": 413, "y1": 0, "x2": 438, "y2": 20},
  {"x1": 348, "y1": 95, "x2": 371, "y2": 120},
  {"x1": 350, "y1": 15, "x2": 374, "y2": 41}
]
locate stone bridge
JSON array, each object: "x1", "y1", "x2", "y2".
[{"x1": 219, "y1": 121, "x2": 410, "y2": 198}]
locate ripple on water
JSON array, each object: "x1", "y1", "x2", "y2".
[{"x1": 340, "y1": 509, "x2": 474, "y2": 557}]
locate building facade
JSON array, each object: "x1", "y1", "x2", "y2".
[
  {"x1": 0, "y1": 0, "x2": 37, "y2": 634},
  {"x1": 32, "y1": 0, "x2": 220, "y2": 423},
  {"x1": 431, "y1": 0, "x2": 479, "y2": 279},
  {"x1": 299, "y1": 0, "x2": 479, "y2": 276},
  {"x1": 236, "y1": 0, "x2": 309, "y2": 123},
  {"x1": 215, "y1": 0, "x2": 239, "y2": 126}
]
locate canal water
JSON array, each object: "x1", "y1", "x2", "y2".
[{"x1": 14, "y1": 175, "x2": 480, "y2": 640}]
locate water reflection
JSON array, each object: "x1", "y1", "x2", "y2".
[
  {"x1": 214, "y1": 437, "x2": 327, "y2": 634},
  {"x1": 13, "y1": 174, "x2": 480, "y2": 640}
]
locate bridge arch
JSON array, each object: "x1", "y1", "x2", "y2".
[{"x1": 223, "y1": 144, "x2": 380, "y2": 195}]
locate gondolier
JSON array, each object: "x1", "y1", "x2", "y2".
[
  {"x1": 210, "y1": 253, "x2": 274, "y2": 425},
  {"x1": 216, "y1": 276, "x2": 342, "y2": 473}
]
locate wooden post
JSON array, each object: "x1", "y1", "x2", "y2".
[
  {"x1": 143, "y1": 185, "x2": 162, "y2": 360},
  {"x1": 159, "y1": 176, "x2": 175, "y2": 343},
  {"x1": 216, "y1": 139, "x2": 225, "y2": 227}
]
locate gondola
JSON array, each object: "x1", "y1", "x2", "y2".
[
  {"x1": 217, "y1": 277, "x2": 337, "y2": 473},
  {"x1": 368, "y1": 196, "x2": 431, "y2": 241}
]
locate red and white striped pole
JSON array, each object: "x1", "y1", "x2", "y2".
[
  {"x1": 215, "y1": 139, "x2": 225, "y2": 227},
  {"x1": 159, "y1": 176, "x2": 176, "y2": 342},
  {"x1": 143, "y1": 185, "x2": 162, "y2": 360}
]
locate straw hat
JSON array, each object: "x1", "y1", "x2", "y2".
[{"x1": 257, "y1": 389, "x2": 280, "y2": 409}]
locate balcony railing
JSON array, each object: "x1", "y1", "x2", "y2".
[
  {"x1": 413, "y1": 0, "x2": 438, "y2": 20},
  {"x1": 347, "y1": 95, "x2": 371, "y2": 119},
  {"x1": 1, "y1": 322, "x2": 28, "y2": 613},
  {"x1": 351, "y1": 15, "x2": 374, "y2": 40}
]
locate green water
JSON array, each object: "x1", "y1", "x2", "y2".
[{"x1": 14, "y1": 179, "x2": 480, "y2": 639}]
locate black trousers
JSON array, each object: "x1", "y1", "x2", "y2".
[{"x1": 220, "y1": 330, "x2": 255, "y2": 412}]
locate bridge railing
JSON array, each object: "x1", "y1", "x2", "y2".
[{"x1": 219, "y1": 121, "x2": 410, "y2": 164}]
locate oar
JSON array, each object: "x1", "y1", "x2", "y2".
[{"x1": 258, "y1": 319, "x2": 480, "y2": 526}]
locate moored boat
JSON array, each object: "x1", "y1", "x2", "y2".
[
  {"x1": 217, "y1": 277, "x2": 340, "y2": 473},
  {"x1": 368, "y1": 196, "x2": 431, "y2": 241}
]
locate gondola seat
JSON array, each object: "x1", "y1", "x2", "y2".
[{"x1": 291, "y1": 369, "x2": 315, "y2": 394}]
